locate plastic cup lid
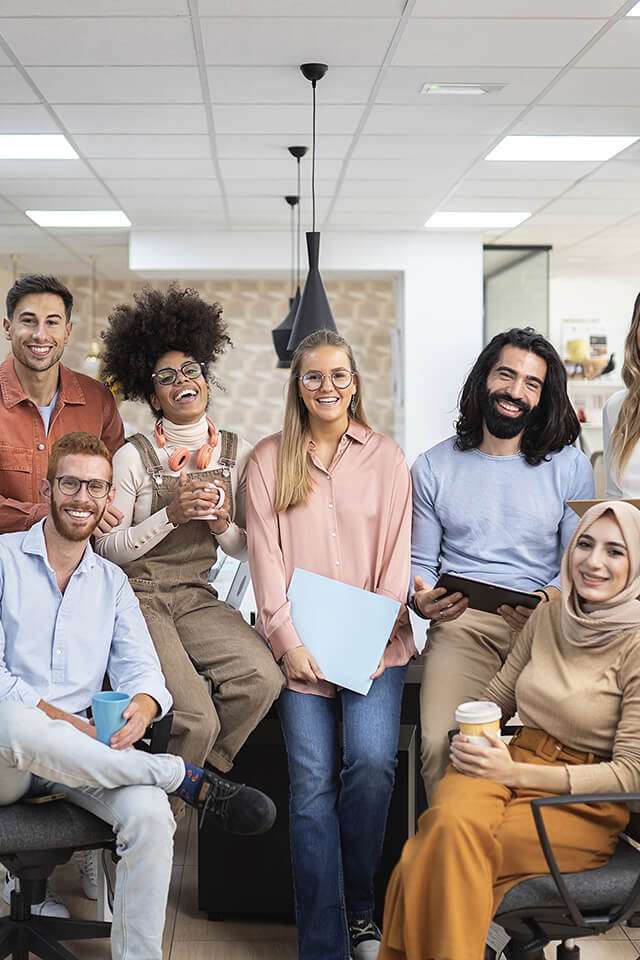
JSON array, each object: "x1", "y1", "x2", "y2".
[{"x1": 454, "y1": 700, "x2": 501, "y2": 724}]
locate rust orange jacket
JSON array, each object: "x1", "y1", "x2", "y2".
[{"x1": 0, "y1": 356, "x2": 124, "y2": 533}]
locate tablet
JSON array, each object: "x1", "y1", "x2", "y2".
[
  {"x1": 434, "y1": 573, "x2": 541, "y2": 616},
  {"x1": 569, "y1": 498, "x2": 640, "y2": 518}
]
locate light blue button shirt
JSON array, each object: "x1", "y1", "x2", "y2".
[{"x1": 0, "y1": 519, "x2": 172, "y2": 716}]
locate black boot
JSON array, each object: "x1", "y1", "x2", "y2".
[{"x1": 196, "y1": 769, "x2": 276, "y2": 835}]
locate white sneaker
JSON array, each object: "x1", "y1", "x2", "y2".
[
  {"x1": 350, "y1": 919, "x2": 382, "y2": 960},
  {"x1": 72, "y1": 849, "x2": 98, "y2": 901},
  {"x1": 2, "y1": 873, "x2": 70, "y2": 919}
]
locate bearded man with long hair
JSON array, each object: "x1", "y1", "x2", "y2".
[{"x1": 411, "y1": 327, "x2": 594, "y2": 800}]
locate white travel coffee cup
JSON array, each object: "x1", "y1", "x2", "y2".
[
  {"x1": 454, "y1": 701, "x2": 502, "y2": 747},
  {"x1": 200, "y1": 484, "x2": 226, "y2": 521}
]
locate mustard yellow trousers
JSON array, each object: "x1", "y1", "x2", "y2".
[{"x1": 380, "y1": 743, "x2": 628, "y2": 960}]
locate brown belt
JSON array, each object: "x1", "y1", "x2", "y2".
[{"x1": 510, "y1": 726, "x2": 607, "y2": 766}]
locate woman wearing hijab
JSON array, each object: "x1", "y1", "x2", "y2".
[{"x1": 380, "y1": 500, "x2": 640, "y2": 960}]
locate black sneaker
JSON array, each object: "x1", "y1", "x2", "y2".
[
  {"x1": 197, "y1": 770, "x2": 276, "y2": 836},
  {"x1": 349, "y1": 919, "x2": 382, "y2": 960}
]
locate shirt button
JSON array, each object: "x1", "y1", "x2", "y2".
[
  {"x1": 37, "y1": 443, "x2": 45, "y2": 451},
  {"x1": 56, "y1": 649, "x2": 62, "y2": 655},
  {"x1": 331, "y1": 532, "x2": 336, "y2": 537},
  {"x1": 328, "y1": 503, "x2": 334, "y2": 509},
  {"x1": 336, "y1": 560, "x2": 340, "y2": 566}
]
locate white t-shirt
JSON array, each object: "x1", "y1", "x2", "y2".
[{"x1": 602, "y1": 388, "x2": 640, "y2": 497}]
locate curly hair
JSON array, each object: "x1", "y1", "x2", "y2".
[
  {"x1": 99, "y1": 285, "x2": 230, "y2": 411},
  {"x1": 455, "y1": 327, "x2": 580, "y2": 466}
]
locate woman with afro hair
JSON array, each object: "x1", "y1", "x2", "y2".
[{"x1": 95, "y1": 285, "x2": 284, "y2": 819}]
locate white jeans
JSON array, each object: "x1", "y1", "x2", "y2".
[{"x1": 0, "y1": 701, "x2": 186, "y2": 960}]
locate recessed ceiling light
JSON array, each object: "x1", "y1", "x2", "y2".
[
  {"x1": 486, "y1": 135, "x2": 638, "y2": 162},
  {"x1": 626, "y1": 1, "x2": 640, "y2": 15},
  {"x1": 425, "y1": 211, "x2": 531, "y2": 229},
  {"x1": 0, "y1": 135, "x2": 78, "y2": 160},
  {"x1": 25, "y1": 210, "x2": 131, "y2": 228},
  {"x1": 420, "y1": 82, "x2": 505, "y2": 96}
]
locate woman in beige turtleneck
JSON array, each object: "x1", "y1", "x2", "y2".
[
  {"x1": 94, "y1": 286, "x2": 283, "y2": 817},
  {"x1": 381, "y1": 500, "x2": 640, "y2": 960}
]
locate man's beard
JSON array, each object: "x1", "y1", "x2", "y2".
[
  {"x1": 50, "y1": 497, "x2": 104, "y2": 542},
  {"x1": 480, "y1": 385, "x2": 536, "y2": 440}
]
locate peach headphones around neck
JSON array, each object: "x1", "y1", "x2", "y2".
[{"x1": 154, "y1": 416, "x2": 218, "y2": 472}]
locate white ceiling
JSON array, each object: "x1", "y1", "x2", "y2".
[{"x1": 0, "y1": 0, "x2": 639, "y2": 277}]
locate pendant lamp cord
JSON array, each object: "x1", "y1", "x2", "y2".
[
  {"x1": 296, "y1": 157, "x2": 301, "y2": 288},
  {"x1": 290, "y1": 202, "x2": 295, "y2": 298},
  {"x1": 311, "y1": 79, "x2": 317, "y2": 234}
]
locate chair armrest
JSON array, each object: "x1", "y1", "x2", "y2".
[
  {"x1": 530, "y1": 792, "x2": 640, "y2": 929},
  {"x1": 134, "y1": 712, "x2": 173, "y2": 755}
]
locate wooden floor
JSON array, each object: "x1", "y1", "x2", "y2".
[{"x1": 1, "y1": 811, "x2": 639, "y2": 959}]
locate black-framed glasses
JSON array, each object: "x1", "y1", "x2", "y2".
[
  {"x1": 55, "y1": 476, "x2": 112, "y2": 499},
  {"x1": 151, "y1": 360, "x2": 205, "y2": 387},
  {"x1": 299, "y1": 369, "x2": 355, "y2": 392}
]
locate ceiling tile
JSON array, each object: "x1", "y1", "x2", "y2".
[
  {"x1": 453, "y1": 179, "x2": 573, "y2": 197},
  {"x1": 412, "y1": 0, "x2": 621, "y2": 14},
  {"x1": 588, "y1": 159, "x2": 640, "y2": 180},
  {"x1": 207, "y1": 66, "x2": 376, "y2": 103},
  {"x1": 216, "y1": 134, "x2": 351, "y2": 159},
  {"x1": 0, "y1": 104, "x2": 59, "y2": 133},
  {"x1": 333, "y1": 195, "x2": 439, "y2": 213},
  {"x1": 224, "y1": 178, "x2": 336, "y2": 197},
  {"x1": 543, "y1": 69, "x2": 640, "y2": 107},
  {"x1": 227, "y1": 196, "x2": 330, "y2": 216},
  {"x1": 54, "y1": 104, "x2": 208, "y2": 135},
  {"x1": 199, "y1": 1, "x2": 403, "y2": 13},
  {"x1": 212, "y1": 104, "x2": 362, "y2": 135},
  {"x1": 74, "y1": 134, "x2": 211, "y2": 159},
  {"x1": 513, "y1": 105, "x2": 640, "y2": 135},
  {"x1": 345, "y1": 156, "x2": 465, "y2": 181},
  {"x1": 393, "y1": 19, "x2": 605, "y2": 67},
  {"x1": 364, "y1": 103, "x2": 523, "y2": 136},
  {"x1": 566, "y1": 179, "x2": 640, "y2": 198},
  {"x1": 90, "y1": 158, "x2": 217, "y2": 178},
  {"x1": 8, "y1": 196, "x2": 119, "y2": 211},
  {"x1": 0, "y1": 1, "x2": 187, "y2": 13},
  {"x1": 107, "y1": 178, "x2": 221, "y2": 197},
  {"x1": 326, "y1": 211, "x2": 427, "y2": 229},
  {"x1": 128, "y1": 211, "x2": 226, "y2": 227},
  {"x1": 0, "y1": 67, "x2": 39, "y2": 103},
  {"x1": 613, "y1": 140, "x2": 640, "y2": 161},
  {"x1": 0, "y1": 212, "x2": 30, "y2": 225},
  {"x1": 29, "y1": 66, "x2": 202, "y2": 103},
  {"x1": 527, "y1": 209, "x2": 623, "y2": 226},
  {"x1": 377, "y1": 66, "x2": 557, "y2": 105},
  {"x1": 0, "y1": 17, "x2": 195, "y2": 66},
  {"x1": 217, "y1": 157, "x2": 343, "y2": 178},
  {"x1": 0, "y1": 159, "x2": 93, "y2": 178},
  {"x1": 122, "y1": 197, "x2": 226, "y2": 213},
  {"x1": 201, "y1": 17, "x2": 395, "y2": 66},
  {"x1": 542, "y1": 195, "x2": 640, "y2": 213},
  {"x1": 1, "y1": 178, "x2": 109, "y2": 196},
  {"x1": 579, "y1": 20, "x2": 640, "y2": 68},
  {"x1": 339, "y1": 178, "x2": 446, "y2": 197},
  {"x1": 352, "y1": 134, "x2": 491, "y2": 158}
]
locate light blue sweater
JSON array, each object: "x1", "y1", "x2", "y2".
[{"x1": 411, "y1": 437, "x2": 594, "y2": 593}]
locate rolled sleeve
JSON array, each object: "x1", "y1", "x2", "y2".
[{"x1": 107, "y1": 576, "x2": 173, "y2": 718}]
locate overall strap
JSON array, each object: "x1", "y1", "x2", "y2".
[
  {"x1": 126, "y1": 433, "x2": 164, "y2": 487},
  {"x1": 218, "y1": 430, "x2": 238, "y2": 469}
]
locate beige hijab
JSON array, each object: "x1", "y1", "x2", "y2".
[{"x1": 561, "y1": 500, "x2": 640, "y2": 648}]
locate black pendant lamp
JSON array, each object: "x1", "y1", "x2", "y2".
[
  {"x1": 287, "y1": 63, "x2": 337, "y2": 353},
  {"x1": 271, "y1": 146, "x2": 307, "y2": 368}
]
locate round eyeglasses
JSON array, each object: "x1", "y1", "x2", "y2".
[
  {"x1": 151, "y1": 360, "x2": 205, "y2": 387},
  {"x1": 55, "y1": 476, "x2": 112, "y2": 499},
  {"x1": 299, "y1": 369, "x2": 354, "y2": 392}
]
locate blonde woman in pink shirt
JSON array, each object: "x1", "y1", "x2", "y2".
[{"x1": 246, "y1": 329, "x2": 414, "y2": 960}]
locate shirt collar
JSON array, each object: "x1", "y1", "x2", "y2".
[
  {"x1": 22, "y1": 518, "x2": 97, "y2": 573},
  {"x1": 307, "y1": 418, "x2": 370, "y2": 450},
  {"x1": 0, "y1": 357, "x2": 86, "y2": 410}
]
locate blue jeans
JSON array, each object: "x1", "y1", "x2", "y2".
[{"x1": 278, "y1": 665, "x2": 408, "y2": 960}]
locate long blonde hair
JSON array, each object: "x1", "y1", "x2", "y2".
[
  {"x1": 275, "y1": 329, "x2": 371, "y2": 513},
  {"x1": 610, "y1": 293, "x2": 640, "y2": 477}
]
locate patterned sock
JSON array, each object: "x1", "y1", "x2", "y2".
[{"x1": 174, "y1": 762, "x2": 205, "y2": 805}]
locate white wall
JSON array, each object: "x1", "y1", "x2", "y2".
[
  {"x1": 130, "y1": 229, "x2": 484, "y2": 464},
  {"x1": 550, "y1": 270, "x2": 639, "y2": 380}
]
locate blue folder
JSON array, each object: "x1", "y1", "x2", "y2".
[{"x1": 287, "y1": 568, "x2": 401, "y2": 696}]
